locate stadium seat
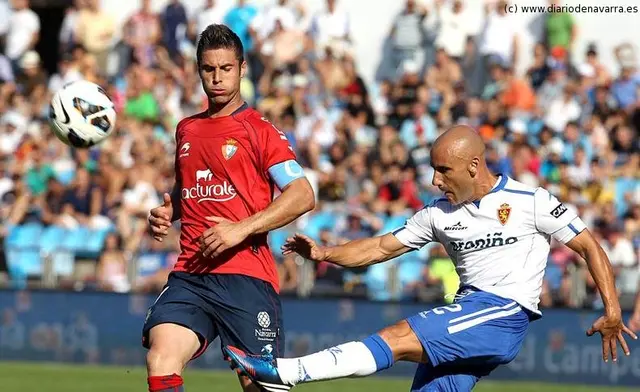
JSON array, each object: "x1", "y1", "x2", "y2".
[
  {"x1": 60, "y1": 226, "x2": 91, "y2": 253},
  {"x1": 5, "y1": 247, "x2": 43, "y2": 280},
  {"x1": 397, "y1": 256, "x2": 425, "y2": 297},
  {"x1": 5, "y1": 223, "x2": 43, "y2": 249},
  {"x1": 376, "y1": 214, "x2": 411, "y2": 236},
  {"x1": 302, "y1": 211, "x2": 338, "y2": 241},
  {"x1": 39, "y1": 225, "x2": 66, "y2": 253},
  {"x1": 84, "y1": 228, "x2": 113, "y2": 257},
  {"x1": 268, "y1": 229, "x2": 289, "y2": 251},
  {"x1": 363, "y1": 262, "x2": 395, "y2": 302}
]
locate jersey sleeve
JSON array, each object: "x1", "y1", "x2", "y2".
[
  {"x1": 392, "y1": 207, "x2": 435, "y2": 249},
  {"x1": 534, "y1": 188, "x2": 587, "y2": 244},
  {"x1": 256, "y1": 116, "x2": 297, "y2": 170}
]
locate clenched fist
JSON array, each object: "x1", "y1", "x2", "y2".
[{"x1": 148, "y1": 193, "x2": 173, "y2": 242}]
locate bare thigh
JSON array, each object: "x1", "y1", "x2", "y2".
[{"x1": 146, "y1": 323, "x2": 201, "y2": 376}]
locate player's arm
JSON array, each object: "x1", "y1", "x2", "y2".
[
  {"x1": 534, "y1": 188, "x2": 637, "y2": 361},
  {"x1": 322, "y1": 233, "x2": 412, "y2": 268},
  {"x1": 200, "y1": 160, "x2": 314, "y2": 258},
  {"x1": 241, "y1": 164, "x2": 315, "y2": 235},
  {"x1": 564, "y1": 230, "x2": 620, "y2": 318},
  {"x1": 287, "y1": 206, "x2": 434, "y2": 268},
  {"x1": 533, "y1": 190, "x2": 618, "y2": 311}
]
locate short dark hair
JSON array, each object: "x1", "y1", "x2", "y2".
[{"x1": 197, "y1": 24, "x2": 244, "y2": 66}]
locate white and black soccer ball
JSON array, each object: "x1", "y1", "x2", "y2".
[{"x1": 49, "y1": 80, "x2": 116, "y2": 148}]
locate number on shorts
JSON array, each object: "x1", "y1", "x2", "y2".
[{"x1": 431, "y1": 304, "x2": 463, "y2": 315}]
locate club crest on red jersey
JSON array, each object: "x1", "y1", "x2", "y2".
[
  {"x1": 222, "y1": 138, "x2": 238, "y2": 160},
  {"x1": 497, "y1": 203, "x2": 511, "y2": 225}
]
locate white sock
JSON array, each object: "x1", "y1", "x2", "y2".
[{"x1": 276, "y1": 341, "x2": 378, "y2": 385}]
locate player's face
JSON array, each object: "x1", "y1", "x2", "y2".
[
  {"x1": 198, "y1": 48, "x2": 246, "y2": 106},
  {"x1": 430, "y1": 148, "x2": 474, "y2": 205}
]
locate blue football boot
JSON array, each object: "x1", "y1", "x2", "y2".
[{"x1": 224, "y1": 345, "x2": 295, "y2": 392}]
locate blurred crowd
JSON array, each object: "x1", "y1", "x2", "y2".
[{"x1": 0, "y1": 0, "x2": 638, "y2": 309}]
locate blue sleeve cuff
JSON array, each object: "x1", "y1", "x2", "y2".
[{"x1": 268, "y1": 160, "x2": 306, "y2": 190}]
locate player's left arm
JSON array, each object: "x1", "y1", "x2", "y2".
[
  {"x1": 200, "y1": 119, "x2": 315, "y2": 258},
  {"x1": 241, "y1": 162, "x2": 315, "y2": 235},
  {"x1": 201, "y1": 162, "x2": 314, "y2": 258},
  {"x1": 534, "y1": 189, "x2": 637, "y2": 361}
]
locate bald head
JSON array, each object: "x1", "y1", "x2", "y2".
[
  {"x1": 432, "y1": 125, "x2": 486, "y2": 161},
  {"x1": 430, "y1": 125, "x2": 495, "y2": 205}
]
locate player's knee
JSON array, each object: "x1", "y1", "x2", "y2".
[
  {"x1": 146, "y1": 346, "x2": 188, "y2": 376},
  {"x1": 146, "y1": 324, "x2": 201, "y2": 376},
  {"x1": 378, "y1": 320, "x2": 426, "y2": 363}
]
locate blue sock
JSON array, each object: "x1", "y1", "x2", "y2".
[{"x1": 362, "y1": 334, "x2": 394, "y2": 371}]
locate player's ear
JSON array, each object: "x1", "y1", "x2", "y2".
[
  {"x1": 468, "y1": 157, "x2": 479, "y2": 177},
  {"x1": 240, "y1": 60, "x2": 247, "y2": 79}
]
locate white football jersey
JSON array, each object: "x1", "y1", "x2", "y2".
[{"x1": 393, "y1": 176, "x2": 587, "y2": 315}]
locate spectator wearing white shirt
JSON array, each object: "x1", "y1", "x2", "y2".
[
  {"x1": 48, "y1": 54, "x2": 83, "y2": 94},
  {"x1": 433, "y1": 0, "x2": 471, "y2": 61},
  {"x1": 4, "y1": 0, "x2": 39, "y2": 71},
  {"x1": 250, "y1": 0, "x2": 298, "y2": 44},
  {"x1": 0, "y1": 0, "x2": 11, "y2": 37},
  {"x1": 0, "y1": 111, "x2": 27, "y2": 156},
  {"x1": 566, "y1": 146, "x2": 591, "y2": 187},
  {"x1": 193, "y1": 0, "x2": 226, "y2": 42},
  {"x1": 0, "y1": 39, "x2": 13, "y2": 83},
  {"x1": 478, "y1": 0, "x2": 520, "y2": 91},
  {"x1": 603, "y1": 227, "x2": 639, "y2": 295},
  {"x1": 58, "y1": 0, "x2": 86, "y2": 54},
  {"x1": 544, "y1": 82, "x2": 581, "y2": 133},
  {"x1": 389, "y1": 0, "x2": 427, "y2": 79},
  {"x1": 309, "y1": 0, "x2": 351, "y2": 59}
]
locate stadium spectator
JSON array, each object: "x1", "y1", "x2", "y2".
[
  {"x1": 4, "y1": 0, "x2": 40, "y2": 74},
  {"x1": 433, "y1": 0, "x2": 471, "y2": 62},
  {"x1": 544, "y1": 0, "x2": 577, "y2": 52},
  {"x1": 74, "y1": 0, "x2": 115, "y2": 76},
  {"x1": 388, "y1": 0, "x2": 427, "y2": 77},
  {"x1": 0, "y1": 0, "x2": 638, "y2": 316},
  {"x1": 478, "y1": 0, "x2": 520, "y2": 90},
  {"x1": 59, "y1": 0, "x2": 86, "y2": 55}
]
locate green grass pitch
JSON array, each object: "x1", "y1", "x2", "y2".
[{"x1": 0, "y1": 361, "x2": 636, "y2": 391}]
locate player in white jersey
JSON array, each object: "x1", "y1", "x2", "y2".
[{"x1": 224, "y1": 125, "x2": 637, "y2": 391}]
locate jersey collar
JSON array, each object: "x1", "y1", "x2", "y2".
[{"x1": 472, "y1": 173, "x2": 507, "y2": 207}]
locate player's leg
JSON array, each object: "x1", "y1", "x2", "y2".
[
  {"x1": 142, "y1": 273, "x2": 217, "y2": 392},
  {"x1": 406, "y1": 291, "x2": 530, "y2": 392},
  {"x1": 145, "y1": 324, "x2": 201, "y2": 391},
  {"x1": 224, "y1": 318, "x2": 424, "y2": 391},
  {"x1": 204, "y1": 274, "x2": 287, "y2": 392},
  {"x1": 226, "y1": 288, "x2": 530, "y2": 392},
  {"x1": 275, "y1": 319, "x2": 425, "y2": 382}
]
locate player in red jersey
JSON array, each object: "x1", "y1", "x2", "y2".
[{"x1": 143, "y1": 24, "x2": 315, "y2": 392}]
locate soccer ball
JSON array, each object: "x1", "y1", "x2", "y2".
[{"x1": 49, "y1": 80, "x2": 116, "y2": 148}]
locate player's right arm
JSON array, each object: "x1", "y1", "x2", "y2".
[
  {"x1": 284, "y1": 206, "x2": 435, "y2": 267},
  {"x1": 148, "y1": 123, "x2": 183, "y2": 241}
]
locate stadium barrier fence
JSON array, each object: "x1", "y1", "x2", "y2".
[{"x1": 0, "y1": 289, "x2": 638, "y2": 387}]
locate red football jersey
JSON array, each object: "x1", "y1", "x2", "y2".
[{"x1": 172, "y1": 104, "x2": 296, "y2": 292}]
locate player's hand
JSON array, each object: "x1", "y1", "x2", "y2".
[
  {"x1": 281, "y1": 233, "x2": 327, "y2": 262},
  {"x1": 148, "y1": 193, "x2": 173, "y2": 242},
  {"x1": 586, "y1": 313, "x2": 638, "y2": 362},
  {"x1": 200, "y1": 216, "x2": 250, "y2": 258},
  {"x1": 628, "y1": 312, "x2": 640, "y2": 332}
]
